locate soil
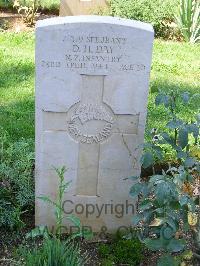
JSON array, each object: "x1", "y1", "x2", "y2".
[
  {"x1": 0, "y1": 10, "x2": 56, "y2": 33},
  {"x1": 0, "y1": 211, "x2": 161, "y2": 266}
]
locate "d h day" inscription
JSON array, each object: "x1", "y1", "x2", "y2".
[
  {"x1": 40, "y1": 34, "x2": 146, "y2": 73},
  {"x1": 63, "y1": 35, "x2": 146, "y2": 72}
]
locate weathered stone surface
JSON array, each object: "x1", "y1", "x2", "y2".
[
  {"x1": 60, "y1": 0, "x2": 108, "y2": 16},
  {"x1": 35, "y1": 16, "x2": 154, "y2": 233}
]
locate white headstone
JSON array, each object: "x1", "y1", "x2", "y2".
[{"x1": 35, "y1": 16, "x2": 154, "y2": 233}]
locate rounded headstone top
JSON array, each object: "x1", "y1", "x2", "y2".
[{"x1": 36, "y1": 15, "x2": 154, "y2": 34}]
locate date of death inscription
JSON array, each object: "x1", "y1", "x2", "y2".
[{"x1": 40, "y1": 35, "x2": 146, "y2": 73}]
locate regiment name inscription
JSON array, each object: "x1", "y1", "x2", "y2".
[{"x1": 40, "y1": 34, "x2": 146, "y2": 73}]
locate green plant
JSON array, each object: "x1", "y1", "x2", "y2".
[
  {"x1": 101, "y1": 258, "x2": 114, "y2": 266},
  {"x1": 130, "y1": 90, "x2": 200, "y2": 265},
  {"x1": 13, "y1": 0, "x2": 39, "y2": 26},
  {"x1": 98, "y1": 236, "x2": 144, "y2": 265},
  {"x1": 98, "y1": 243, "x2": 111, "y2": 257},
  {"x1": 0, "y1": 128, "x2": 34, "y2": 229},
  {"x1": 18, "y1": 237, "x2": 88, "y2": 266},
  {"x1": 0, "y1": 0, "x2": 12, "y2": 8},
  {"x1": 176, "y1": 0, "x2": 200, "y2": 43},
  {"x1": 0, "y1": 0, "x2": 60, "y2": 11},
  {"x1": 109, "y1": 0, "x2": 179, "y2": 38},
  {"x1": 28, "y1": 166, "x2": 93, "y2": 240},
  {"x1": 39, "y1": 167, "x2": 71, "y2": 239}
]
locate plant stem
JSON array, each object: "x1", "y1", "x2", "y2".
[
  {"x1": 152, "y1": 164, "x2": 155, "y2": 175},
  {"x1": 194, "y1": 253, "x2": 200, "y2": 260},
  {"x1": 174, "y1": 128, "x2": 178, "y2": 145}
]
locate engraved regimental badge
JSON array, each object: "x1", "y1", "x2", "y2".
[{"x1": 68, "y1": 103, "x2": 115, "y2": 144}]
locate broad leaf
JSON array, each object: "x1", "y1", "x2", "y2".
[
  {"x1": 132, "y1": 214, "x2": 143, "y2": 226},
  {"x1": 188, "y1": 124, "x2": 199, "y2": 138},
  {"x1": 187, "y1": 198, "x2": 196, "y2": 212},
  {"x1": 178, "y1": 127, "x2": 188, "y2": 148},
  {"x1": 184, "y1": 157, "x2": 196, "y2": 167},
  {"x1": 139, "y1": 200, "x2": 153, "y2": 211},
  {"x1": 161, "y1": 132, "x2": 174, "y2": 146},
  {"x1": 143, "y1": 238, "x2": 164, "y2": 251},
  {"x1": 162, "y1": 226, "x2": 174, "y2": 240},
  {"x1": 165, "y1": 217, "x2": 178, "y2": 232},
  {"x1": 142, "y1": 210, "x2": 154, "y2": 223},
  {"x1": 155, "y1": 208, "x2": 164, "y2": 214},
  {"x1": 140, "y1": 152, "x2": 154, "y2": 168},
  {"x1": 177, "y1": 151, "x2": 187, "y2": 159},
  {"x1": 157, "y1": 254, "x2": 177, "y2": 266},
  {"x1": 141, "y1": 183, "x2": 150, "y2": 197},
  {"x1": 182, "y1": 92, "x2": 190, "y2": 103},
  {"x1": 167, "y1": 239, "x2": 186, "y2": 252},
  {"x1": 155, "y1": 181, "x2": 177, "y2": 204},
  {"x1": 130, "y1": 183, "x2": 143, "y2": 198},
  {"x1": 149, "y1": 175, "x2": 165, "y2": 184},
  {"x1": 179, "y1": 195, "x2": 189, "y2": 206},
  {"x1": 166, "y1": 119, "x2": 183, "y2": 129},
  {"x1": 155, "y1": 94, "x2": 170, "y2": 107}
]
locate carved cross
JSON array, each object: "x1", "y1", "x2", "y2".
[{"x1": 43, "y1": 75, "x2": 139, "y2": 197}]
